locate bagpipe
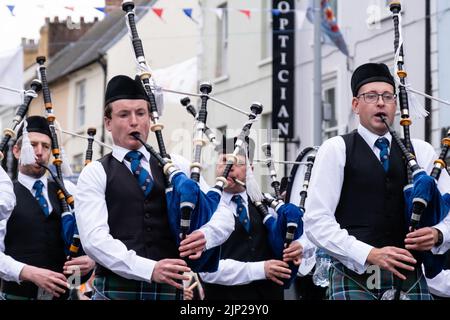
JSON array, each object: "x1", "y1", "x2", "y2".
[
  {"x1": 189, "y1": 83, "x2": 212, "y2": 184},
  {"x1": 391, "y1": 0, "x2": 450, "y2": 279},
  {"x1": 178, "y1": 83, "x2": 213, "y2": 243},
  {"x1": 121, "y1": 1, "x2": 227, "y2": 274},
  {"x1": 261, "y1": 142, "x2": 282, "y2": 200},
  {"x1": 386, "y1": 1, "x2": 427, "y2": 300},
  {"x1": 248, "y1": 140, "x2": 306, "y2": 288},
  {"x1": 390, "y1": 2, "x2": 415, "y2": 174},
  {"x1": 381, "y1": 116, "x2": 450, "y2": 291},
  {"x1": 284, "y1": 147, "x2": 333, "y2": 296},
  {"x1": 180, "y1": 97, "x2": 218, "y2": 146},
  {"x1": 84, "y1": 128, "x2": 97, "y2": 166},
  {"x1": 121, "y1": 1, "x2": 272, "y2": 275},
  {"x1": 0, "y1": 79, "x2": 42, "y2": 162},
  {"x1": 285, "y1": 147, "x2": 318, "y2": 213},
  {"x1": 122, "y1": 1, "x2": 168, "y2": 159},
  {"x1": 35, "y1": 56, "x2": 81, "y2": 259},
  {"x1": 128, "y1": 102, "x2": 263, "y2": 274},
  {"x1": 181, "y1": 102, "x2": 263, "y2": 268}
]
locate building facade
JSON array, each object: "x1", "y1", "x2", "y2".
[
  {"x1": 199, "y1": 0, "x2": 447, "y2": 186},
  {"x1": 24, "y1": 0, "x2": 203, "y2": 176}
]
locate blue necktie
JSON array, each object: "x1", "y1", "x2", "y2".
[
  {"x1": 375, "y1": 137, "x2": 390, "y2": 172},
  {"x1": 125, "y1": 151, "x2": 153, "y2": 197},
  {"x1": 231, "y1": 195, "x2": 250, "y2": 233},
  {"x1": 33, "y1": 180, "x2": 50, "y2": 217}
]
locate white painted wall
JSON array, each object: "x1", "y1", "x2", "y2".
[{"x1": 200, "y1": 0, "x2": 444, "y2": 188}]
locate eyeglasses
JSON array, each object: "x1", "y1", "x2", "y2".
[{"x1": 357, "y1": 92, "x2": 397, "y2": 104}]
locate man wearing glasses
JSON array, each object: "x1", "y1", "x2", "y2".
[{"x1": 304, "y1": 63, "x2": 450, "y2": 300}]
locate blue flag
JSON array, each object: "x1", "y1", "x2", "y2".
[
  {"x1": 182, "y1": 8, "x2": 192, "y2": 18},
  {"x1": 95, "y1": 7, "x2": 105, "y2": 14},
  {"x1": 7, "y1": 5, "x2": 15, "y2": 16},
  {"x1": 306, "y1": 0, "x2": 349, "y2": 56}
]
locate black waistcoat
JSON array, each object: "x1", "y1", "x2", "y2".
[
  {"x1": 335, "y1": 131, "x2": 408, "y2": 248},
  {"x1": 1, "y1": 180, "x2": 66, "y2": 298},
  {"x1": 202, "y1": 200, "x2": 284, "y2": 300},
  {"x1": 96, "y1": 153, "x2": 178, "y2": 276}
]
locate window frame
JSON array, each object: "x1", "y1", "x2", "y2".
[{"x1": 75, "y1": 79, "x2": 86, "y2": 129}]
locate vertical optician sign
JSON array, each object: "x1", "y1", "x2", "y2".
[{"x1": 272, "y1": 0, "x2": 295, "y2": 139}]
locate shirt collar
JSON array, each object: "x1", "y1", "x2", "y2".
[
  {"x1": 18, "y1": 172, "x2": 47, "y2": 192},
  {"x1": 112, "y1": 144, "x2": 151, "y2": 163},
  {"x1": 223, "y1": 190, "x2": 248, "y2": 206},
  {"x1": 357, "y1": 124, "x2": 392, "y2": 148}
]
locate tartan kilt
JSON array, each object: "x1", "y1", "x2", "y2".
[
  {"x1": 0, "y1": 292, "x2": 34, "y2": 300},
  {"x1": 328, "y1": 260, "x2": 432, "y2": 300},
  {"x1": 92, "y1": 273, "x2": 181, "y2": 300}
]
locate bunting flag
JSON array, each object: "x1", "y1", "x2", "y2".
[
  {"x1": 152, "y1": 8, "x2": 164, "y2": 19},
  {"x1": 182, "y1": 8, "x2": 198, "y2": 24},
  {"x1": 306, "y1": 0, "x2": 349, "y2": 56},
  {"x1": 295, "y1": 9, "x2": 307, "y2": 30},
  {"x1": 272, "y1": 9, "x2": 281, "y2": 17},
  {"x1": 7, "y1": 5, "x2": 15, "y2": 16},
  {"x1": 182, "y1": 8, "x2": 193, "y2": 19},
  {"x1": 94, "y1": 7, "x2": 105, "y2": 14},
  {"x1": 214, "y1": 8, "x2": 224, "y2": 20},
  {"x1": 0, "y1": 4, "x2": 319, "y2": 22},
  {"x1": 238, "y1": 9, "x2": 251, "y2": 19}
]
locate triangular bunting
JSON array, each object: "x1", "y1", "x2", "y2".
[
  {"x1": 296, "y1": 10, "x2": 307, "y2": 30},
  {"x1": 214, "y1": 8, "x2": 223, "y2": 20},
  {"x1": 182, "y1": 8, "x2": 193, "y2": 19},
  {"x1": 271, "y1": 9, "x2": 281, "y2": 16},
  {"x1": 182, "y1": 8, "x2": 198, "y2": 24},
  {"x1": 239, "y1": 9, "x2": 251, "y2": 19},
  {"x1": 7, "y1": 5, "x2": 15, "y2": 16},
  {"x1": 95, "y1": 7, "x2": 105, "y2": 14},
  {"x1": 152, "y1": 8, "x2": 164, "y2": 19}
]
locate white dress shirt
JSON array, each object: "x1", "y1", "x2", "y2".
[
  {"x1": 426, "y1": 269, "x2": 450, "y2": 298},
  {"x1": 0, "y1": 172, "x2": 76, "y2": 283},
  {"x1": 75, "y1": 145, "x2": 212, "y2": 283},
  {"x1": 304, "y1": 124, "x2": 450, "y2": 274},
  {"x1": 287, "y1": 161, "x2": 327, "y2": 276},
  {"x1": 200, "y1": 191, "x2": 315, "y2": 285},
  {"x1": 0, "y1": 167, "x2": 15, "y2": 221}
]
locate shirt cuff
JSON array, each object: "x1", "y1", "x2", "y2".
[
  {"x1": 199, "y1": 228, "x2": 214, "y2": 251},
  {"x1": 7, "y1": 260, "x2": 26, "y2": 284},
  {"x1": 132, "y1": 256, "x2": 156, "y2": 283},
  {"x1": 296, "y1": 236, "x2": 314, "y2": 260},
  {"x1": 347, "y1": 240, "x2": 374, "y2": 274},
  {"x1": 431, "y1": 224, "x2": 450, "y2": 254},
  {"x1": 248, "y1": 261, "x2": 266, "y2": 281}
]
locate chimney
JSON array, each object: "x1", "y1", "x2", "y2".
[
  {"x1": 105, "y1": 0, "x2": 123, "y2": 14},
  {"x1": 22, "y1": 37, "x2": 39, "y2": 70}
]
